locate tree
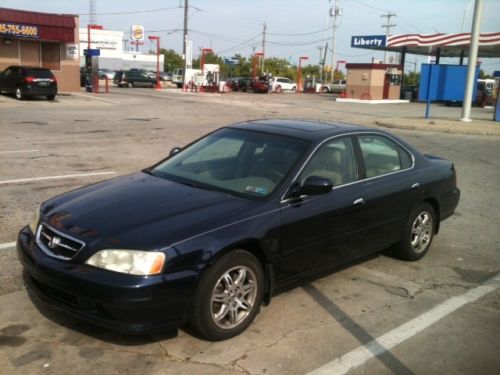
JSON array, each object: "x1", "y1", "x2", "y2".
[{"x1": 160, "y1": 49, "x2": 183, "y2": 72}]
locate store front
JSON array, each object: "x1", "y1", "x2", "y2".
[{"x1": 0, "y1": 7, "x2": 80, "y2": 92}]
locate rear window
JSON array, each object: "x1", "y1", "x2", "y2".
[{"x1": 22, "y1": 69, "x2": 54, "y2": 78}]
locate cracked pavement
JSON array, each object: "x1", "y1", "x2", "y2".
[{"x1": 0, "y1": 89, "x2": 499, "y2": 374}]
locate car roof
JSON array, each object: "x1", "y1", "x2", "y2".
[{"x1": 229, "y1": 119, "x2": 367, "y2": 141}]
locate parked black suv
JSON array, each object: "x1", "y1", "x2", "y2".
[
  {"x1": 0, "y1": 66, "x2": 57, "y2": 100},
  {"x1": 113, "y1": 70, "x2": 157, "y2": 88}
]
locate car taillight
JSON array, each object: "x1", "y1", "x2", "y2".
[
  {"x1": 25, "y1": 76, "x2": 35, "y2": 83},
  {"x1": 51, "y1": 77, "x2": 57, "y2": 84}
]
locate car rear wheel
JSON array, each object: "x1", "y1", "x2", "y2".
[
  {"x1": 396, "y1": 202, "x2": 435, "y2": 261},
  {"x1": 15, "y1": 87, "x2": 24, "y2": 100},
  {"x1": 189, "y1": 250, "x2": 264, "y2": 341},
  {"x1": 47, "y1": 95, "x2": 55, "y2": 101}
]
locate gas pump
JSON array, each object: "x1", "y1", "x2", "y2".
[{"x1": 199, "y1": 64, "x2": 220, "y2": 92}]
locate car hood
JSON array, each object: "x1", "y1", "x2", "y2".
[{"x1": 41, "y1": 172, "x2": 256, "y2": 250}]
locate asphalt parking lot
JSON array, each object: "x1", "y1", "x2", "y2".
[{"x1": 1, "y1": 88, "x2": 499, "y2": 374}]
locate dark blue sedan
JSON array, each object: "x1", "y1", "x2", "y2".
[{"x1": 17, "y1": 119, "x2": 460, "y2": 340}]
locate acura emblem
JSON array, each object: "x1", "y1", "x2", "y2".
[{"x1": 48, "y1": 236, "x2": 61, "y2": 249}]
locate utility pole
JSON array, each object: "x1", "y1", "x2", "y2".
[
  {"x1": 182, "y1": 0, "x2": 188, "y2": 88},
  {"x1": 460, "y1": 0, "x2": 484, "y2": 122},
  {"x1": 330, "y1": 0, "x2": 340, "y2": 83},
  {"x1": 381, "y1": 12, "x2": 396, "y2": 63},
  {"x1": 89, "y1": 0, "x2": 97, "y2": 25},
  {"x1": 261, "y1": 23, "x2": 267, "y2": 72},
  {"x1": 317, "y1": 45, "x2": 324, "y2": 83}
]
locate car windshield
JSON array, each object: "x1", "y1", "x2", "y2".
[{"x1": 151, "y1": 128, "x2": 310, "y2": 198}]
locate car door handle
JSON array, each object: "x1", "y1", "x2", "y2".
[
  {"x1": 353, "y1": 198, "x2": 365, "y2": 206},
  {"x1": 411, "y1": 182, "x2": 420, "y2": 190}
]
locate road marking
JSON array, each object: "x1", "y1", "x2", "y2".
[
  {"x1": 71, "y1": 92, "x2": 122, "y2": 104},
  {"x1": 0, "y1": 171, "x2": 116, "y2": 185},
  {"x1": 0, "y1": 149, "x2": 39, "y2": 154},
  {"x1": 307, "y1": 273, "x2": 500, "y2": 375},
  {"x1": 0, "y1": 242, "x2": 16, "y2": 250}
]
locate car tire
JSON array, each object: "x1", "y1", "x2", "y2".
[
  {"x1": 189, "y1": 249, "x2": 264, "y2": 341},
  {"x1": 292, "y1": 86, "x2": 297, "y2": 92},
  {"x1": 15, "y1": 87, "x2": 24, "y2": 100},
  {"x1": 275, "y1": 85, "x2": 282, "y2": 93},
  {"x1": 47, "y1": 95, "x2": 55, "y2": 101},
  {"x1": 396, "y1": 202, "x2": 436, "y2": 261},
  {"x1": 129, "y1": 82, "x2": 134, "y2": 88}
]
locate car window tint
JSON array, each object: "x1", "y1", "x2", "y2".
[
  {"x1": 358, "y1": 135, "x2": 411, "y2": 178},
  {"x1": 182, "y1": 137, "x2": 244, "y2": 164},
  {"x1": 26, "y1": 69, "x2": 53, "y2": 78},
  {"x1": 300, "y1": 137, "x2": 357, "y2": 186}
]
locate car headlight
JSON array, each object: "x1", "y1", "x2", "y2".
[
  {"x1": 29, "y1": 207, "x2": 40, "y2": 234},
  {"x1": 86, "y1": 250, "x2": 166, "y2": 275}
]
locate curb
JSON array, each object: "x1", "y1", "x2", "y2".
[{"x1": 375, "y1": 120, "x2": 500, "y2": 136}]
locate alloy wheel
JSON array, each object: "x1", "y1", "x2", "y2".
[
  {"x1": 210, "y1": 265, "x2": 257, "y2": 330},
  {"x1": 410, "y1": 211, "x2": 433, "y2": 253}
]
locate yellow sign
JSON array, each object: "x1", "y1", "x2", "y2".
[
  {"x1": 131, "y1": 25, "x2": 144, "y2": 41},
  {"x1": 0, "y1": 23, "x2": 38, "y2": 38}
]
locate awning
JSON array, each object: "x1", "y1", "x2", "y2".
[
  {"x1": 0, "y1": 7, "x2": 77, "y2": 43},
  {"x1": 351, "y1": 32, "x2": 500, "y2": 58}
]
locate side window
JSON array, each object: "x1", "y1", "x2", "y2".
[
  {"x1": 300, "y1": 137, "x2": 357, "y2": 186},
  {"x1": 358, "y1": 135, "x2": 412, "y2": 178}
]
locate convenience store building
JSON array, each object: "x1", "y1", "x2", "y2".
[{"x1": 0, "y1": 7, "x2": 80, "y2": 92}]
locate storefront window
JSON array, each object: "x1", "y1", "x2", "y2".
[{"x1": 41, "y1": 42, "x2": 61, "y2": 71}]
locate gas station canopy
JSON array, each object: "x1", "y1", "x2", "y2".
[{"x1": 351, "y1": 32, "x2": 500, "y2": 58}]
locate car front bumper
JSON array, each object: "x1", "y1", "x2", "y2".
[{"x1": 17, "y1": 226, "x2": 198, "y2": 334}]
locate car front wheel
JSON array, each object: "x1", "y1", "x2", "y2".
[
  {"x1": 15, "y1": 87, "x2": 24, "y2": 100},
  {"x1": 189, "y1": 250, "x2": 264, "y2": 341},
  {"x1": 396, "y1": 202, "x2": 435, "y2": 261}
]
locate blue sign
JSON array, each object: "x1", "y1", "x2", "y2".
[
  {"x1": 224, "y1": 57, "x2": 239, "y2": 65},
  {"x1": 351, "y1": 35, "x2": 386, "y2": 48},
  {"x1": 83, "y1": 49, "x2": 101, "y2": 57}
]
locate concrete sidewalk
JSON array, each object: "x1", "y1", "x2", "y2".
[{"x1": 376, "y1": 116, "x2": 500, "y2": 136}]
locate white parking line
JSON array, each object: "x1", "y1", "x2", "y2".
[
  {"x1": 0, "y1": 149, "x2": 39, "y2": 154},
  {"x1": 0, "y1": 242, "x2": 16, "y2": 250},
  {"x1": 307, "y1": 273, "x2": 500, "y2": 375},
  {"x1": 0, "y1": 171, "x2": 116, "y2": 185}
]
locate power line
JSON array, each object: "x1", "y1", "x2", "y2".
[
  {"x1": 79, "y1": 5, "x2": 181, "y2": 16},
  {"x1": 267, "y1": 26, "x2": 334, "y2": 37}
]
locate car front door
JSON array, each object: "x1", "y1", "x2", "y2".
[{"x1": 278, "y1": 136, "x2": 368, "y2": 281}]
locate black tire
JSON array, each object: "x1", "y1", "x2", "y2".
[
  {"x1": 47, "y1": 95, "x2": 55, "y2": 101},
  {"x1": 15, "y1": 87, "x2": 24, "y2": 100},
  {"x1": 189, "y1": 250, "x2": 264, "y2": 341},
  {"x1": 395, "y1": 202, "x2": 436, "y2": 261}
]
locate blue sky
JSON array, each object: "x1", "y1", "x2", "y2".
[{"x1": 2, "y1": 0, "x2": 500, "y2": 73}]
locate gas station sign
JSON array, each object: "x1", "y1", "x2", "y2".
[{"x1": 351, "y1": 35, "x2": 386, "y2": 48}]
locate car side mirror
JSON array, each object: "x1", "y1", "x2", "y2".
[
  {"x1": 169, "y1": 146, "x2": 182, "y2": 156},
  {"x1": 301, "y1": 176, "x2": 333, "y2": 195}
]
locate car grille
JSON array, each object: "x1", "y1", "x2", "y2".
[{"x1": 36, "y1": 223, "x2": 85, "y2": 260}]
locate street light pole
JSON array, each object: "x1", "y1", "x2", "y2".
[
  {"x1": 148, "y1": 36, "x2": 161, "y2": 90},
  {"x1": 460, "y1": 0, "x2": 484, "y2": 122}
]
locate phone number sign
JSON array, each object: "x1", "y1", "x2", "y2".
[{"x1": 0, "y1": 23, "x2": 39, "y2": 38}]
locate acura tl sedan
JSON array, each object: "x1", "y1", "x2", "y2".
[{"x1": 17, "y1": 119, "x2": 460, "y2": 341}]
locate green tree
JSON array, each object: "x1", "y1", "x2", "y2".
[{"x1": 161, "y1": 49, "x2": 183, "y2": 72}]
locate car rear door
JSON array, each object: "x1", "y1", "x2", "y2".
[
  {"x1": 354, "y1": 133, "x2": 420, "y2": 251},
  {"x1": 278, "y1": 136, "x2": 369, "y2": 280},
  {"x1": 0, "y1": 67, "x2": 16, "y2": 93}
]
